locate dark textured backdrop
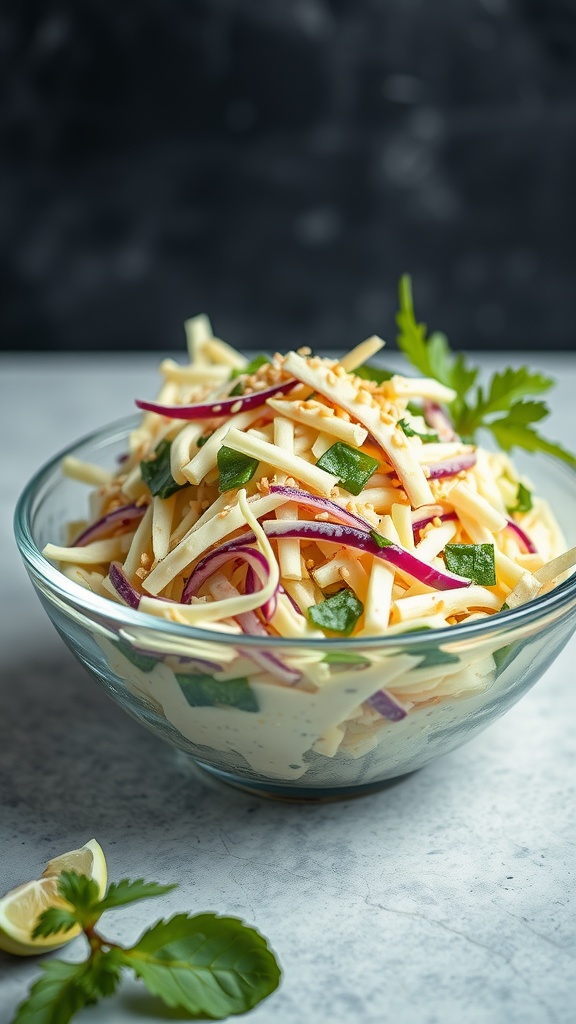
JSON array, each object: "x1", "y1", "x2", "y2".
[{"x1": 1, "y1": 0, "x2": 576, "y2": 353}]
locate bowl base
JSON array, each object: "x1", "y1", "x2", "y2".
[{"x1": 190, "y1": 760, "x2": 411, "y2": 802}]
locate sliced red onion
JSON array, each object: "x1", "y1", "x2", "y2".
[
  {"x1": 245, "y1": 565, "x2": 277, "y2": 621},
  {"x1": 412, "y1": 511, "x2": 458, "y2": 535},
  {"x1": 109, "y1": 561, "x2": 142, "y2": 609},
  {"x1": 135, "y1": 379, "x2": 297, "y2": 420},
  {"x1": 235, "y1": 610, "x2": 300, "y2": 685},
  {"x1": 72, "y1": 504, "x2": 146, "y2": 547},
  {"x1": 221, "y1": 520, "x2": 471, "y2": 590},
  {"x1": 269, "y1": 485, "x2": 371, "y2": 530},
  {"x1": 182, "y1": 545, "x2": 274, "y2": 607},
  {"x1": 424, "y1": 453, "x2": 477, "y2": 479},
  {"x1": 506, "y1": 517, "x2": 537, "y2": 554},
  {"x1": 422, "y1": 401, "x2": 457, "y2": 441},
  {"x1": 366, "y1": 690, "x2": 408, "y2": 722}
]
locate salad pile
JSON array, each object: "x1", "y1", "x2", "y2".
[{"x1": 43, "y1": 279, "x2": 576, "y2": 644}]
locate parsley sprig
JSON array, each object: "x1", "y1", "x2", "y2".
[
  {"x1": 396, "y1": 275, "x2": 576, "y2": 468},
  {"x1": 13, "y1": 871, "x2": 280, "y2": 1023}
]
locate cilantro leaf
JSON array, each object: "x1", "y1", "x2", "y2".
[
  {"x1": 396, "y1": 275, "x2": 478, "y2": 398},
  {"x1": 307, "y1": 589, "x2": 364, "y2": 635},
  {"x1": 176, "y1": 672, "x2": 259, "y2": 712},
  {"x1": 96, "y1": 879, "x2": 177, "y2": 913},
  {"x1": 57, "y1": 872, "x2": 100, "y2": 918},
  {"x1": 394, "y1": 275, "x2": 576, "y2": 469},
  {"x1": 32, "y1": 907, "x2": 79, "y2": 940},
  {"x1": 120, "y1": 912, "x2": 281, "y2": 1019},
  {"x1": 397, "y1": 418, "x2": 439, "y2": 443},
  {"x1": 12, "y1": 955, "x2": 121, "y2": 1024},
  {"x1": 490, "y1": 414, "x2": 576, "y2": 469},
  {"x1": 141, "y1": 440, "x2": 187, "y2": 499}
]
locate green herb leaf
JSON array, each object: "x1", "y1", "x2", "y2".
[
  {"x1": 396, "y1": 626, "x2": 460, "y2": 666},
  {"x1": 115, "y1": 639, "x2": 159, "y2": 673},
  {"x1": 96, "y1": 880, "x2": 178, "y2": 914},
  {"x1": 229, "y1": 381, "x2": 244, "y2": 396},
  {"x1": 12, "y1": 952, "x2": 123, "y2": 1024},
  {"x1": 353, "y1": 364, "x2": 395, "y2": 384},
  {"x1": 197, "y1": 432, "x2": 213, "y2": 448},
  {"x1": 316, "y1": 441, "x2": 379, "y2": 496},
  {"x1": 445, "y1": 543, "x2": 497, "y2": 586},
  {"x1": 369, "y1": 529, "x2": 394, "y2": 548},
  {"x1": 322, "y1": 652, "x2": 370, "y2": 666},
  {"x1": 230, "y1": 354, "x2": 270, "y2": 380},
  {"x1": 141, "y1": 440, "x2": 187, "y2": 499},
  {"x1": 507, "y1": 481, "x2": 533, "y2": 514},
  {"x1": 396, "y1": 275, "x2": 478, "y2": 401},
  {"x1": 120, "y1": 912, "x2": 281, "y2": 1019},
  {"x1": 32, "y1": 907, "x2": 79, "y2": 940},
  {"x1": 307, "y1": 589, "x2": 364, "y2": 635},
  {"x1": 57, "y1": 872, "x2": 101, "y2": 919},
  {"x1": 397, "y1": 418, "x2": 439, "y2": 443},
  {"x1": 217, "y1": 445, "x2": 258, "y2": 492},
  {"x1": 395, "y1": 275, "x2": 576, "y2": 467},
  {"x1": 489, "y1": 411, "x2": 576, "y2": 469},
  {"x1": 176, "y1": 672, "x2": 259, "y2": 712}
]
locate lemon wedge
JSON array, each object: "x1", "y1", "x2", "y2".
[{"x1": 0, "y1": 839, "x2": 107, "y2": 956}]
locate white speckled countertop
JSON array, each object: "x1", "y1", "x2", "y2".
[{"x1": 1, "y1": 354, "x2": 575, "y2": 1024}]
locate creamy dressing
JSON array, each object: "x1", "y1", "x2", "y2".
[{"x1": 99, "y1": 638, "x2": 498, "y2": 782}]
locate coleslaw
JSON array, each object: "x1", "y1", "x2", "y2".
[
  {"x1": 43, "y1": 317, "x2": 573, "y2": 637},
  {"x1": 38, "y1": 316, "x2": 576, "y2": 782}
]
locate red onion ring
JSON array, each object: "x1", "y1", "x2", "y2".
[
  {"x1": 269, "y1": 485, "x2": 371, "y2": 530},
  {"x1": 135, "y1": 379, "x2": 297, "y2": 420},
  {"x1": 505, "y1": 517, "x2": 537, "y2": 554},
  {"x1": 72, "y1": 504, "x2": 146, "y2": 547},
  {"x1": 424, "y1": 453, "x2": 477, "y2": 479},
  {"x1": 412, "y1": 511, "x2": 458, "y2": 536},
  {"x1": 218, "y1": 520, "x2": 471, "y2": 591}
]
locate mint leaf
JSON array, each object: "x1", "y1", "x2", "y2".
[
  {"x1": 217, "y1": 445, "x2": 258, "y2": 492},
  {"x1": 507, "y1": 481, "x2": 533, "y2": 514},
  {"x1": 176, "y1": 672, "x2": 259, "y2": 712},
  {"x1": 12, "y1": 958, "x2": 113, "y2": 1024},
  {"x1": 397, "y1": 418, "x2": 439, "y2": 443},
  {"x1": 32, "y1": 908, "x2": 79, "y2": 940},
  {"x1": 121, "y1": 912, "x2": 281, "y2": 1019},
  {"x1": 445, "y1": 543, "x2": 497, "y2": 586},
  {"x1": 307, "y1": 589, "x2": 364, "y2": 635},
  {"x1": 96, "y1": 880, "x2": 177, "y2": 914},
  {"x1": 316, "y1": 441, "x2": 379, "y2": 495},
  {"x1": 141, "y1": 440, "x2": 187, "y2": 500}
]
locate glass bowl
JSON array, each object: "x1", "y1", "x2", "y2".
[{"x1": 14, "y1": 415, "x2": 576, "y2": 800}]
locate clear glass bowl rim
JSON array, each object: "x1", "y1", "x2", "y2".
[{"x1": 14, "y1": 413, "x2": 576, "y2": 653}]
